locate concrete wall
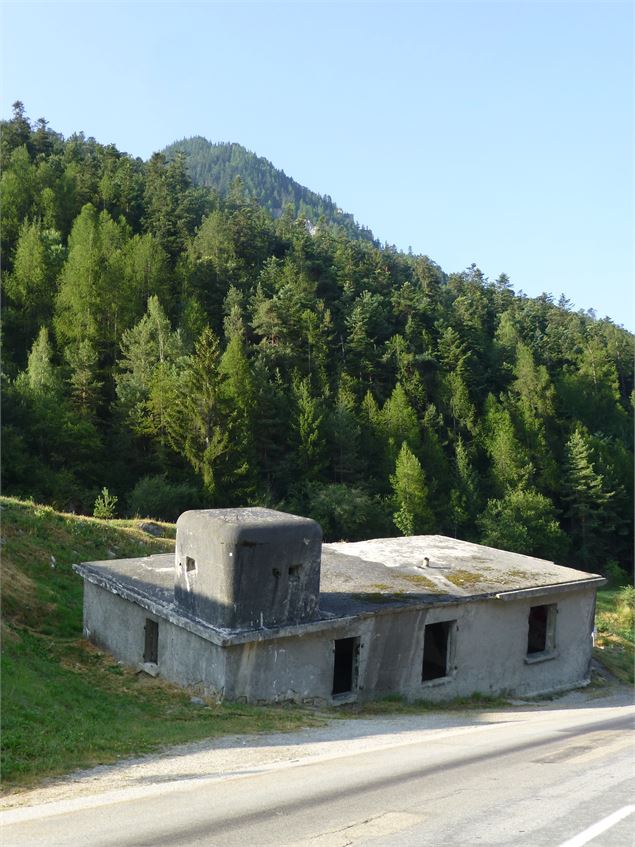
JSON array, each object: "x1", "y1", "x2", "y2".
[
  {"x1": 82, "y1": 581, "x2": 596, "y2": 704},
  {"x1": 174, "y1": 508, "x2": 322, "y2": 629},
  {"x1": 83, "y1": 582, "x2": 227, "y2": 697},
  {"x1": 221, "y1": 588, "x2": 596, "y2": 703}
]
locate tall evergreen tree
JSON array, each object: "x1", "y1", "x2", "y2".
[
  {"x1": 449, "y1": 436, "x2": 479, "y2": 538},
  {"x1": 65, "y1": 339, "x2": 102, "y2": 417},
  {"x1": 161, "y1": 326, "x2": 229, "y2": 496},
  {"x1": 391, "y1": 442, "x2": 434, "y2": 536},
  {"x1": 16, "y1": 327, "x2": 59, "y2": 397},
  {"x1": 562, "y1": 427, "x2": 614, "y2": 567},
  {"x1": 293, "y1": 376, "x2": 326, "y2": 481}
]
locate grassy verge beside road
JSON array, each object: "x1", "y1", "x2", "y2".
[{"x1": 593, "y1": 586, "x2": 634, "y2": 684}]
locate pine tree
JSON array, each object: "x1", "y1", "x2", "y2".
[
  {"x1": 115, "y1": 295, "x2": 182, "y2": 434},
  {"x1": 4, "y1": 221, "x2": 63, "y2": 321},
  {"x1": 218, "y1": 314, "x2": 257, "y2": 498},
  {"x1": 16, "y1": 327, "x2": 59, "y2": 397},
  {"x1": 380, "y1": 382, "x2": 420, "y2": 466},
  {"x1": 442, "y1": 370, "x2": 476, "y2": 438},
  {"x1": 65, "y1": 339, "x2": 102, "y2": 416},
  {"x1": 161, "y1": 326, "x2": 229, "y2": 496},
  {"x1": 480, "y1": 394, "x2": 533, "y2": 496},
  {"x1": 325, "y1": 378, "x2": 361, "y2": 483},
  {"x1": 293, "y1": 376, "x2": 326, "y2": 481},
  {"x1": 562, "y1": 427, "x2": 614, "y2": 566},
  {"x1": 54, "y1": 204, "x2": 135, "y2": 353},
  {"x1": 449, "y1": 436, "x2": 479, "y2": 538},
  {"x1": 391, "y1": 442, "x2": 434, "y2": 536}
]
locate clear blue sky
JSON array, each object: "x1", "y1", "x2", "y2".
[{"x1": 2, "y1": 1, "x2": 633, "y2": 330}]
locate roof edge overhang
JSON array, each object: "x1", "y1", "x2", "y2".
[
  {"x1": 74, "y1": 564, "x2": 607, "y2": 646},
  {"x1": 494, "y1": 576, "x2": 607, "y2": 602}
]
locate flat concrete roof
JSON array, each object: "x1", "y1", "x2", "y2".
[{"x1": 74, "y1": 535, "x2": 604, "y2": 646}]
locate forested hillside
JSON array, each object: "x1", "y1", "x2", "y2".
[
  {"x1": 162, "y1": 136, "x2": 375, "y2": 243},
  {"x1": 2, "y1": 102, "x2": 633, "y2": 577}
]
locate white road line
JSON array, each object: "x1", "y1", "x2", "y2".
[{"x1": 557, "y1": 805, "x2": 635, "y2": 847}]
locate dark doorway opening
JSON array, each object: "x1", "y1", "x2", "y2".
[
  {"x1": 527, "y1": 604, "x2": 555, "y2": 655},
  {"x1": 422, "y1": 621, "x2": 451, "y2": 681},
  {"x1": 144, "y1": 618, "x2": 159, "y2": 664},
  {"x1": 332, "y1": 637, "x2": 358, "y2": 695}
]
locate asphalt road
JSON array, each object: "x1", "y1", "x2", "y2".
[{"x1": 2, "y1": 696, "x2": 634, "y2": 847}]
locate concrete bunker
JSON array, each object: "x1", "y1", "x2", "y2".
[
  {"x1": 74, "y1": 509, "x2": 606, "y2": 705},
  {"x1": 174, "y1": 508, "x2": 322, "y2": 630}
]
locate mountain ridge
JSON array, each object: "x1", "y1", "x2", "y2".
[{"x1": 162, "y1": 135, "x2": 376, "y2": 243}]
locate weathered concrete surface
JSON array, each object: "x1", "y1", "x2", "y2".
[
  {"x1": 75, "y1": 527, "x2": 604, "y2": 705},
  {"x1": 174, "y1": 508, "x2": 322, "y2": 629},
  {"x1": 222, "y1": 587, "x2": 597, "y2": 703},
  {"x1": 83, "y1": 581, "x2": 227, "y2": 697}
]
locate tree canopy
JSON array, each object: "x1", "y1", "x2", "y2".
[{"x1": 2, "y1": 103, "x2": 633, "y2": 579}]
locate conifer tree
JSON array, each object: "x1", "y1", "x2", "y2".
[
  {"x1": 17, "y1": 327, "x2": 59, "y2": 397},
  {"x1": 449, "y1": 436, "x2": 479, "y2": 538},
  {"x1": 4, "y1": 221, "x2": 63, "y2": 323},
  {"x1": 391, "y1": 442, "x2": 434, "y2": 536},
  {"x1": 380, "y1": 382, "x2": 420, "y2": 466},
  {"x1": 325, "y1": 378, "x2": 361, "y2": 483},
  {"x1": 54, "y1": 204, "x2": 134, "y2": 352},
  {"x1": 562, "y1": 427, "x2": 614, "y2": 566},
  {"x1": 161, "y1": 326, "x2": 229, "y2": 496},
  {"x1": 293, "y1": 376, "x2": 326, "y2": 481},
  {"x1": 218, "y1": 312, "x2": 257, "y2": 497},
  {"x1": 65, "y1": 339, "x2": 102, "y2": 416},
  {"x1": 480, "y1": 394, "x2": 533, "y2": 496},
  {"x1": 116, "y1": 295, "x2": 182, "y2": 432}
]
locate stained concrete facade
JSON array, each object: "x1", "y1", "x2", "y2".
[{"x1": 74, "y1": 509, "x2": 605, "y2": 704}]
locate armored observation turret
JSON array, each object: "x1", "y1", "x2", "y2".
[{"x1": 174, "y1": 508, "x2": 322, "y2": 629}]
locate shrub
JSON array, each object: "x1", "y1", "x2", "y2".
[
  {"x1": 127, "y1": 474, "x2": 202, "y2": 522},
  {"x1": 93, "y1": 487, "x2": 118, "y2": 519},
  {"x1": 616, "y1": 585, "x2": 635, "y2": 632},
  {"x1": 603, "y1": 560, "x2": 629, "y2": 588},
  {"x1": 300, "y1": 483, "x2": 391, "y2": 542}
]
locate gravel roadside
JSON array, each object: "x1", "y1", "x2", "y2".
[{"x1": 2, "y1": 683, "x2": 631, "y2": 813}]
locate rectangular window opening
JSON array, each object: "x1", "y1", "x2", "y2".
[
  {"x1": 185, "y1": 556, "x2": 196, "y2": 573},
  {"x1": 527, "y1": 604, "x2": 556, "y2": 655},
  {"x1": 288, "y1": 565, "x2": 301, "y2": 580},
  {"x1": 422, "y1": 621, "x2": 453, "y2": 682},
  {"x1": 332, "y1": 637, "x2": 359, "y2": 696},
  {"x1": 144, "y1": 618, "x2": 159, "y2": 664}
]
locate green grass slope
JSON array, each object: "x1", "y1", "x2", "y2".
[
  {"x1": 593, "y1": 587, "x2": 635, "y2": 684},
  {"x1": 0, "y1": 497, "x2": 320, "y2": 789}
]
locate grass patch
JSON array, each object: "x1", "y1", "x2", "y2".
[
  {"x1": 351, "y1": 592, "x2": 403, "y2": 604},
  {"x1": 445, "y1": 569, "x2": 487, "y2": 588},
  {"x1": 0, "y1": 496, "x2": 323, "y2": 788},
  {"x1": 593, "y1": 587, "x2": 634, "y2": 684},
  {"x1": 398, "y1": 573, "x2": 443, "y2": 592},
  {"x1": 338, "y1": 692, "x2": 510, "y2": 716}
]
